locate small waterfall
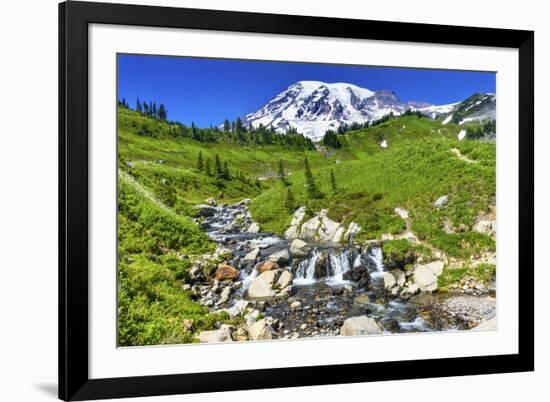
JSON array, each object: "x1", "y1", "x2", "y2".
[
  {"x1": 327, "y1": 249, "x2": 352, "y2": 284},
  {"x1": 293, "y1": 250, "x2": 320, "y2": 285},
  {"x1": 353, "y1": 253, "x2": 362, "y2": 268},
  {"x1": 368, "y1": 246, "x2": 385, "y2": 279},
  {"x1": 293, "y1": 249, "x2": 353, "y2": 286}
]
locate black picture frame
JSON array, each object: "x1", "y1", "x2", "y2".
[{"x1": 59, "y1": 1, "x2": 534, "y2": 400}]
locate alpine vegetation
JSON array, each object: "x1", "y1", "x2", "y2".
[{"x1": 117, "y1": 55, "x2": 497, "y2": 346}]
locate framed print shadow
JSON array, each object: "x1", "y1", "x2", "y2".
[{"x1": 59, "y1": 1, "x2": 534, "y2": 400}]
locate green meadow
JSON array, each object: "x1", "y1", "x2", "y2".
[{"x1": 117, "y1": 107, "x2": 496, "y2": 346}]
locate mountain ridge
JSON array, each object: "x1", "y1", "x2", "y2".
[{"x1": 241, "y1": 80, "x2": 495, "y2": 140}]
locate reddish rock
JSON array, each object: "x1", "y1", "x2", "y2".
[
  {"x1": 215, "y1": 264, "x2": 240, "y2": 281},
  {"x1": 256, "y1": 261, "x2": 279, "y2": 273}
]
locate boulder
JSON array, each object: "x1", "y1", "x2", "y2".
[
  {"x1": 248, "y1": 319, "x2": 273, "y2": 340},
  {"x1": 434, "y1": 195, "x2": 449, "y2": 209},
  {"x1": 247, "y1": 269, "x2": 293, "y2": 299},
  {"x1": 290, "y1": 239, "x2": 309, "y2": 258},
  {"x1": 195, "y1": 205, "x2": 217, "y2": 217},
  {"x1": 299, "y1": 215, "x2": 321, "y2": 240},
  {"x1": 397, "y1": 231, "x2": 419, "y2": 244},
  {"x1": 473, "y1": 219, "x2": 496, "y2": 236},
  {"x1": 246, "y1": 222, "x2": 261, "y2": 233},
  {"x1": 238, "y1": 198, "x2": 251, "y2": 206},
  {"x1": 343, "y1": 222, "x2": 361, "y2": 242},
  {"x1": 242, "y1": 248, "x2": 260, "y2": 268},
  {"x1": 383, "y1": 272, "x2": 397, "y2": 290},
  {"x1": 268, "y1": 249, "x2": 291, "y2": 265},
  {"x1": 205, "y1": 197, "x2": 217, "y2": 206},
  {"x1": 248, "y1": 271, "x2": 277, "y2": 298},
  {"x1": 276, "y1": 270, "x2": 293, "y2": 289},
  {"x1": 256, "y1": 260, "x2": 279, "y2": 273},
  {"x1": 284, "y1": 207, "x2": 306, "y2": 240},
  {"x1": 314, "y1": 251, "x2": 330, "y2": 278},
  {"x1": 244, "y1": 309, "x2": 261, "y2": 326},
  {"x1": 224, "y1": 300, "x2": 249, "y2": 318},
  {"x1": 216, "y1": 286, "x2": 232, "y2": 305},
  {"x1": 214, "y1": 264, "x2": 240, "y2": 281},
  {"x1": 394, "y1": 207, "x2": 409, "y2": 219},
  {"x1": 318, "y1": 210, "x2": 344, "y2": 243},
  {"x1": 400, "y1": 283, "x2": 420, "y2": 298},
  {"x1": 233, "y1": 327, "x2": 249, "y2": 341},
  {"x1": 413, "y1": 261, "x2": 444, "y2": 292},
  {"x1": 392, "y1": 269, "x2": 406, "y2": 287},
  {"x1": 198, "y1": 325, "x2": 233, "y2": 343},
  {"x1": 340, "y1": 316, "x2": 383, "y2": 336},
  {"x1": 342, "y1": 265, "x2": 370, "y2": 288}
]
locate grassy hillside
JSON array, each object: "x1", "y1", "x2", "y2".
[
  {"x1": 251, "y1": 116, "x2": 495, "y2": 258},
  {"x1": 117, "y1": 107, "x2": 496, "y2": 344}
]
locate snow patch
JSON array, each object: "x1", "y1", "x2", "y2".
[
  {"x1": 457, "y1": 130, "x2": 466, "y2": 140},
  {"x1": 442, "y1": 115, "x2": 453, "y2": 125}
]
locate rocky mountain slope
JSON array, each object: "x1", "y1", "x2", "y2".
[{"x1": 242, "y1": 80, "x2": 495, "y2": 140}]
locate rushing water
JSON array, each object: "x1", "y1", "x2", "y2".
[{"x1": 199, "y1": 202, "x2": 453, "y2": 336}]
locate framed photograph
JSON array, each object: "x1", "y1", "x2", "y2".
[{"x1": 59, "y1": 1, "x2": 534, "y2": 400}]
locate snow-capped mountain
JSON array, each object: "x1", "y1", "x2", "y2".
[
  {"x1": 436, "y1": 93, "x2": 496, "y2": 125},
  {"x1": 242, "y1": 80, "x2": 495, "y2": 141},
  {"x1": 243, "y1": 81, "x2": 406, "y2": 141}
]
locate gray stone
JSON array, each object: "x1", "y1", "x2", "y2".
[
  {"x1": 413, "y1": 261, "x2": 444, "y2": 292},
  {"x1": 198, "y1": 326, "x2": 233, "y2": 343},
  {"x1": 340, "y1": 316, "x2": 383, "y2": 336},
  {"x1": 343, "y1": 222, "x2": 361, "y2": 242},
  {"x1": 284, "y1": 207, "x2": 306, "y2": 240},
  {"x1": 268, "y1": 249, "x2": 291, "y2": 265},
  {"x1": 216, "y1": 286, "x2": 232, "y2": 305},
  {"x1": 394, "y1": 207, "x2": 409, "y2": 219},
  {"x1": 246, "y1": 222, "x2": 261, "y2": 233},
  {"x1": 434, "y1": 195, "x2": 449, "y2": 208},
  {"x1": 248, "y1": 271, "x2": 277, "y2": 299},
  {"x1": 383, "y1": 272, "x2": 397, "y2": 290},
  {"x1": 290, "y1": 239, "x2": 309, "y2": 258},
  {"x1": 248, "y1": 319, "x2": 273, "y2": 340},
  {"x1": 242, "y1": 247, "x2": 260, "y2": 267},
  {"x1": 224, "y1": 300, "x2": 249, "y2": 318},
  {"x1": 290, "y1": 300, "x2": 302, "y2": 310},
  {"x1": 276, "y1": 270, "x2": 293, "y2": 289}
]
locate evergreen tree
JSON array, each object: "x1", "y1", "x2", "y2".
[
  {"x1": 205, "y1": 159, "x2": 212, "y2": 176},
  {"x1": 330, "y1": 169, "x2": 337, "y2": 193},
  {"x1": 277, "y1": 160, "x2": 288, "y2": 185},
  {"x1": 321, "y1": 130, "x2": 341, "y2": 149},
  {"x1": 158, "y1": 103, "x2": 167, "y2": 120},
  {"x1": 223, "y1": 119, "x2": 231, "y2": 132},
  {"x1": 255, "y1": 177, "x2": 262, "y2": 188},
  {"x1": 152, "y1": 102, "x2": 157, "y2": 118},
  {"x1": 304, "y1": 158, "x2": 322, "y2": 199},
  {"x1": 223, "y1": 161, "x2": 230, "y2": 180},
  {"x1": 285, "y1": 188, "x2": 296, "y2": 212},
  {"x1": 214, "y1": 154, "x2": 223, "y2": 178},
  {"x1": 197, "y1": 151, "x2": 204, "y2": 171},
  {"x1": 235, "y1": 117, "x2": 245, "y2": 132},
  {"x1": 136, "y1": 97, "x2": 142, "y2": 112}
]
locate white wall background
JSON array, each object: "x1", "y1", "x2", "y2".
[{"x1": 0, "y1": 0, "x2": 546, "y2": 401}]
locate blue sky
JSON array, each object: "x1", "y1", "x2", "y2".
[{"x1": 118, "y1": 54, "x2": 496, "y2": 128}]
